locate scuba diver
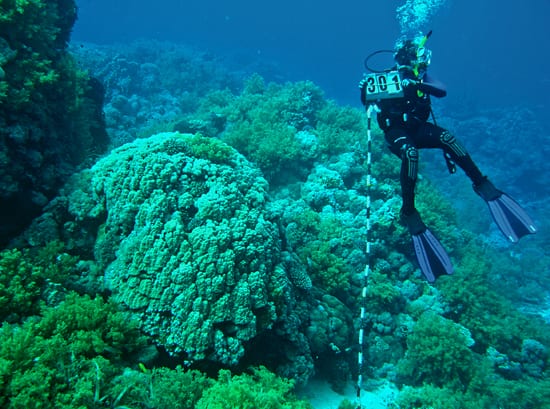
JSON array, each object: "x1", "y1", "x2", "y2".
[{"x1": 359, "y1": 31, "x2": 537, "y2": 282}]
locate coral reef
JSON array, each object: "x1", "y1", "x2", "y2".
[
  {"x1": 4, "y1": 34, "x2": 549, "y2": 407},
  {"x1": 69, "y1": 40, "x2": 251, "y2": 147},
  {"x1": 220, "y1": 76, "x2": 326, "y2": 182},
  {"x1": 0, "y1": 272, "x2": 309, "y2": 408},
  {"x1": 439, "y1": 107, "x2": 549, "y2": 198}
]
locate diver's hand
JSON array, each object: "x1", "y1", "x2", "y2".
[
  {"x1": 402, "y1": 79, "x2": 418, "y2": 88},
  {"x1": 359, "y1": 78, "x2": 368, "y2": 106}
]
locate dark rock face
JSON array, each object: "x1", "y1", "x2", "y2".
[{"x1": 0, "y1": 0, "x2": 108, "y2": 245}]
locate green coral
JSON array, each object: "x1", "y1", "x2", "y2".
[
  {"x1": 484, "y1": 376, "x2": 550, "y2": 409},
  {"x1": 315, "y1": 103, "x2": 367, "y2": 156},
  {"x1": 440, "y1": 245, "x2": 550, "y2": 358},
  {"x1": 286, "y1": 208, "x2": 353, "y2": 295},
  {"x1": 391, "y1": 243, "x2": 550, "y2": 407},
  {"x1": 217, "y1": 76, "x2": 326, "y2": 180},
  {"x1": 99, "y1": 366, "x2": 212, "y2": 409},
  {"x1": 186, "y1": 133, "x2": 238, "y2": 164},
  {"x1": 34, "y1": 292, "x2": 147, "y2": 357},
  {"x1": 0, "y1": 292, "x2": 147, "y2": 408},
  {"x1": 366, "y1": 270, "x2": 404, "y2": 314},
  {"x1": 414, "y1": 181, "x2": 461, "y2": 248},
  {"x1": 0, "y1": 296, "x2": 313, "y2": 409},
  {"x1": 396, "y1": 369, "x2": 550, "y2": 409},
  {"x1": 395, "y1": 384, "x2": 477, "y2": 408},
  {"x1": 302, "y1": 241, "x2": 350, "y2": 294},
  {"x1": 0, "y1": 241, "x2": 76, "y2": 322},
  {"x1": 225, "y1": 118, "x2": 300, "y2": 177},
  {"x1": 196, "y1": 367, "x2": 312, "y2": 409},
  {"x1": 397, "y1": 312, "x2": 476, "y2": 388},
  {"x1": 193, "y1": 75, "x2": 373, "y2": 182}
]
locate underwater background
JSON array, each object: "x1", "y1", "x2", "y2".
[{"x1": 1, "y1": 0, "x2": 549, "y2": 408}]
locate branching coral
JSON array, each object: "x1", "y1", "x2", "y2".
[
  {"x1": 1, "y1": 303, "x2": 312, "y2": 409},
  {"x1": 196, "y1": 366, "x2": 312, "y2": 409},
  {"x1": 440, "y1": 244, "x2": 550, "y2": 360},
  {"x1": 0, "y1": 292, "x2": 147, "y2": 408},
  {"x1": 219, "y1": 76, "x2": 326, "y2": 181},
  {"x1": 0, "y1": 241, "x2": 76, "y2": 322},
  {"x1": 397, "y1": 312, "x2": 476, "y2": 388}
]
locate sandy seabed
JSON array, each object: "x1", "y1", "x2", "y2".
[{"x1": 298, "y1": 378, "x2": 399, "y2": 409}]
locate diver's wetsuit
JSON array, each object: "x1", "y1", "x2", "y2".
[{"x1": 363, "y1": 72, "x2": 486, "y2": 216}]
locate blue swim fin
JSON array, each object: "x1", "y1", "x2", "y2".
[
  {"x1": 402, "y1": 210, "x2": 454, "y2": 283},
  {"x1": 474, "y1": 179, "x2": 537, "y2": 243},
  {"x1": 412, "y1": 229, "x2": 454, "y2": 283}
]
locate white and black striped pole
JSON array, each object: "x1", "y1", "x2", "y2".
[{"x1": 356, "y1": 103, "x2": 379, "y2": 408}]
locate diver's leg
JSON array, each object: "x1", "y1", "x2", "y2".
[
  {"x1": 385, "y1": 128, "x2": 419, "y2": 216},
  {"x1": 385, "y1": 128, "x2": 427, "y2": 236},
  {"x1": 399, "y1": 143, "x2": 419, "y2": 216},
  {"x1": 416, "y1": 123, "x2": 486, "y2": 186},
  {"x1": 417, "y1": 124, "x2": 536, "y2": 241},
  {"x1": 438, "y1": 130, "x2": 486, "y2": 186},
  {"x1": 385, "y1": 128, "x2": 453, "y2": 281}
]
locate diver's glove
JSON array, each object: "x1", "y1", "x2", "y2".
[
  {"x1": 359, "y1": 78, "x2": 368, "y2": 105},
  {"x1": 401, "y1": 78, "x2": 418, "y2": 88}
]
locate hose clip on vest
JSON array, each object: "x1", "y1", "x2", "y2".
[{"x1": 403, "y1": 113, "x2": 408, "y2": 122}]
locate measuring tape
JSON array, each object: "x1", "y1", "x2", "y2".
[{"x1": 355, "y1": 103, "x2": 379, "y2": 408}]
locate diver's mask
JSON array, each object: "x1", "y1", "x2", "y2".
[
  {"x1": 414, "y1": 46, "x2": 432, "y2": 76},
  {"x1": 416, "y1": 47, "x2": 431, "y2": 67}
]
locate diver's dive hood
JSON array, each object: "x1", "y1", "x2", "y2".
[
  {"x1": 364, "y1": 30, "x2": 433, "y2": 75},
  {"x1": 394, "y1": 30, "x2": 433, "y2": 76}
]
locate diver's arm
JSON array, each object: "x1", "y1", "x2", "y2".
[{"x1": 418, "y1": 74, "x2": 447, "y2": 98}]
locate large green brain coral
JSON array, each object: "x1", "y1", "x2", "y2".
[
  {"x1": 28, "y1": 132, "x2": 314, "y2": 377},
  {"x1": 92, "y1": 133, "x2": 282, "y2": 363}
]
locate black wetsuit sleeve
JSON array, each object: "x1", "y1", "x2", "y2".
[
  {"x1": 360, "y1": 81, "x2": 367, "y2": 106},
  {"x1": 419, "y1": 74, "x2": 447, "y2": 98}
]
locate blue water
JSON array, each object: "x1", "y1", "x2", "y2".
[{"x1": 73, "y1": 0, "x2": 550, "y2": 108}]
